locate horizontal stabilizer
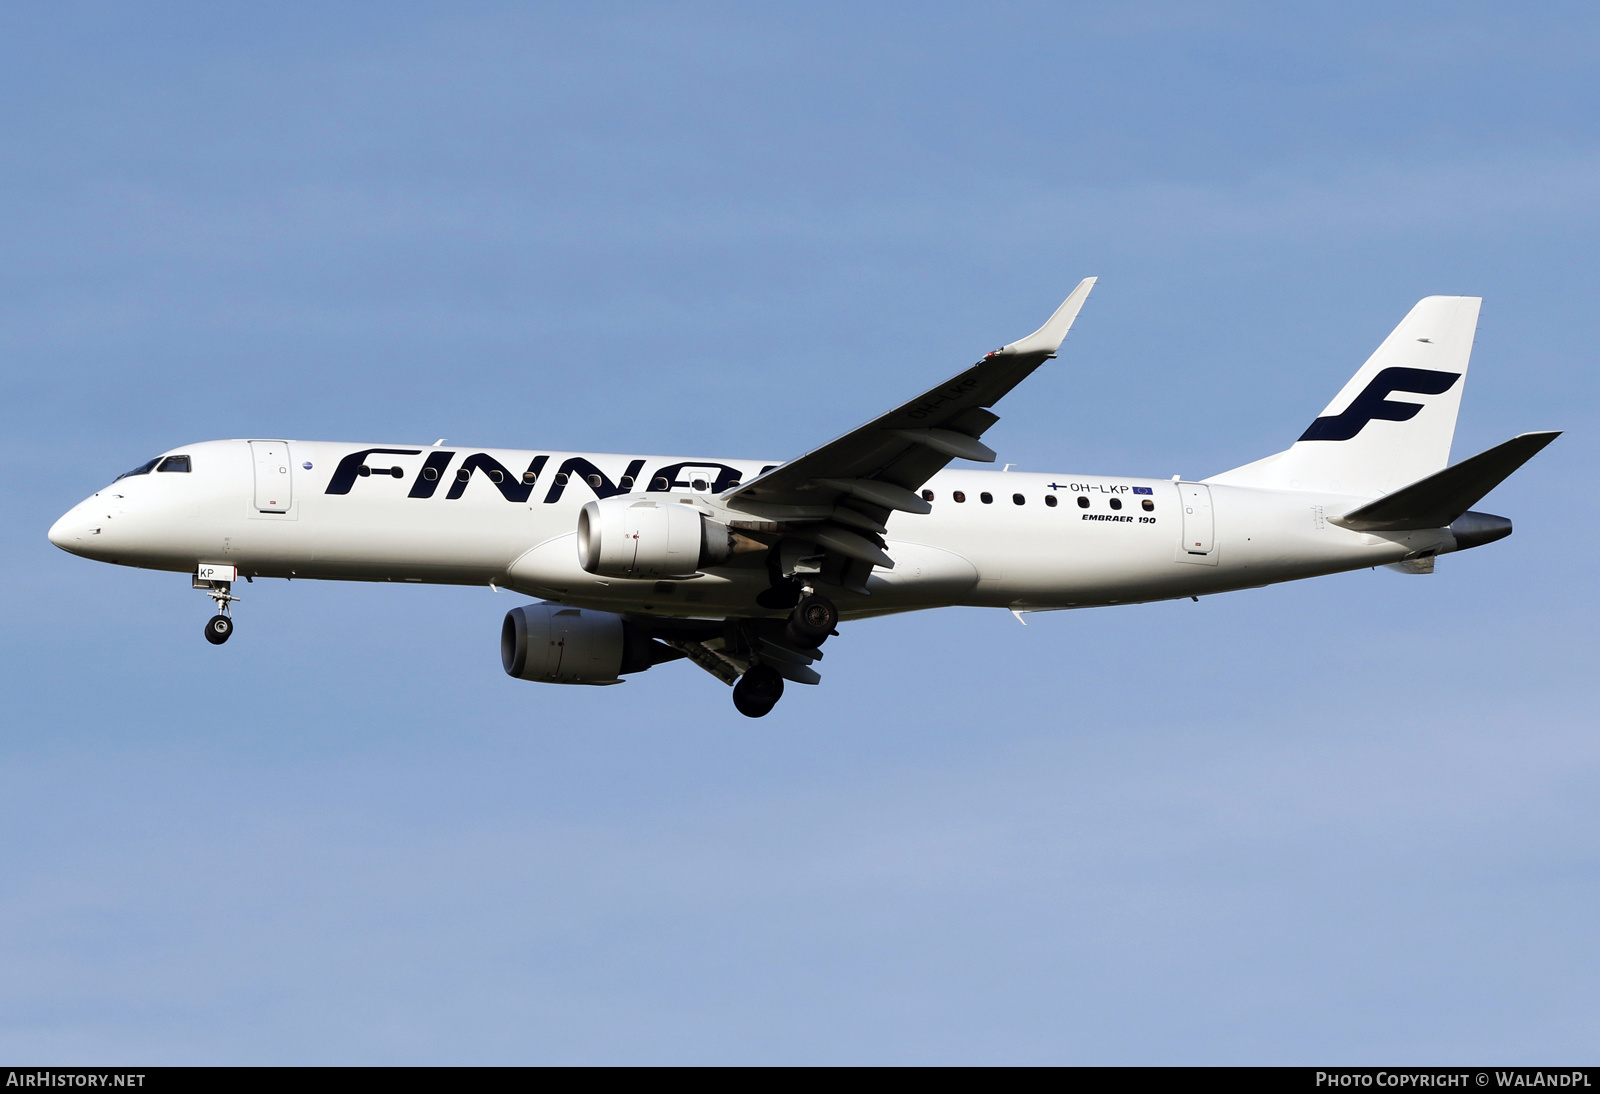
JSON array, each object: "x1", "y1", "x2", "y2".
[{"x1": 1331, "y1": 431, "x2": 1560, "y2": 531}]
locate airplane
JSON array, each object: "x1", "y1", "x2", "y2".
[{"x1": 47, "y1": 280, "x2": 1558, "y2": 717}]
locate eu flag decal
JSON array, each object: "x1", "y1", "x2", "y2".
[{"x1": 1132, "y1": 486, "x2": 1153, "y2": 495}]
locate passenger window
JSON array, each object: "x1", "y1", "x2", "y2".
[
  {"x1": 424, "y1": 467, "x2": 439, "y2": 481},
  {"x1": 457, "y1": 468, "x2": 472, "y2": 482},
  {"x1": 980, "y1": 492, "x2": 993, "y2": 504},
  {"x1": 586, "y1": 474, "x2": 602, "y2": 488},
  {"x1": 489, "y1": 469, "x2": 504, "y2": 483},
  {"x1": 523, "y1": 470, "x2": 538, "y2": 484},
  {"x1": 922, "y1": 490, "x2": 934, "y2": 502},
  {"x1": 1110, "y1": 497, "x2": 1122, "y2": 510},
  {"x1": 115, "y1": 458, "x2": 161, "y2": 481},
  {"x1": 1012, "y1": 493, "x2": 1025, "y2": 505},
  {"x1": 1142, "y1": 498, "x2": 1154, "y2": 512},
  {"x1": 555, "y1": 472, "x2": 570, "y2": 486},
  {"x1": 1077, "y1": 496, "x2": 1089, "y2": 508},
  {"x1": 691, "y1": 478, "x2": 708, "y2": 491},
  {"x1": 953, "y1": 491, "x2": 966, "y2": 503},
  {"x1": 619, "y1": 475, "x2": 634, "y2": 489},
  {"x1": 1045, "y1": 495, "x2": 1058, "y2": 507},
  {"x1": 652, "y1": 477, "x2": 669, "y2": 490},
  {"x1": 156, "y1": 455, "x2": 191, "y2": 473}
]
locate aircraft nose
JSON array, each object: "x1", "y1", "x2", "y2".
[
  {"x1": 48, "y1": 507, "x2": 89, "y2": 552},
  {"x1": 48, "y1": 512, "x2": 76, "y2": 549}
]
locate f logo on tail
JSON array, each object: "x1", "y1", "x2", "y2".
[{"x1": 1298, "y1": 367, "x2": 1461, "y2": 442}]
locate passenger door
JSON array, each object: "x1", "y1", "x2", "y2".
[
  {"x1": 250, "y1": 440, "x2": 293, "y2": 512},
  {"x1": 1176, "y1": 482, "x2": 1217, "y2": 565}
]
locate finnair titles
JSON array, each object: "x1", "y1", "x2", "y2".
[{"x1": 49, "y1": 281, "x2": 1558, "y2": 717}]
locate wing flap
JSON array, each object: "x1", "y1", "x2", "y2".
[
  {"x1": 889, "y1": 428, "x2": 999, "y2": 462},
  {"x1": 815, "y1": 477, "x2": 931, "y2": 514}
]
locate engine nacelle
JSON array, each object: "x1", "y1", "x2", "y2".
[
  {"x1": 501, "y1": 603, "x2": 683, "y2": 685},
  {"x1": 575, "y1": 496, "x2": 731, "y2": 579}
]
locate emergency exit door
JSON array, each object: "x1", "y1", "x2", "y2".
[
  {"x1": 1176, "y1": 482, "x2": 1217, "y2": 565},
  {"x1": 676, "y1": 466, "x2": 722, "y2": 493},
  {"x1": 250, "y1": 440, "x2": 293, "y2": 512}
]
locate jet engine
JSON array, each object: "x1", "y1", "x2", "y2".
[
  {"x1": 501, "y1": 603, "x2": 683, "y2": 685},
  {"x1": 575, "y1": 497, "x2": 732, "y2": 579}
]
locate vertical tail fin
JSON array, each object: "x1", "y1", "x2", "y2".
[{"x1": 1208, "y1": 296, "x2": 1482, "y2": 496}]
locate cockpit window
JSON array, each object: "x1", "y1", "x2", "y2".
[
  {"x1": 157, "y1": 455, "x2": 191, "y2": 473},
  {"x1": 114, "y1": 458, "x2": 161, "y2": 481}
]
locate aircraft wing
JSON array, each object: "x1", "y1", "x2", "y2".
[{"x1": 721, "y1": 278, "x2": 1095, "y2": 592}]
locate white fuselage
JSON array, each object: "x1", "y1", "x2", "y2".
[{"x1": 48, "y1": 438, "x2": 1453, "y2": 620}]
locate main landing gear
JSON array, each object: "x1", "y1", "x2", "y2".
[
  {"x1": 787, "y1": 593, "x2": 839, "y2": 648},
  {"x1": 731, "y1": 591, "x2": 839, "y2": 719},
  {"x1": 732, "y1": 664, "x2": 784, "y2": 718}
]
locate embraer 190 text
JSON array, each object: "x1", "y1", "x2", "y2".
[{"x1": 49, "y1": 281, "x2": 1558, "y2": 717}]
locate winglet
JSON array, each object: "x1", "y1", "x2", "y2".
[{"x1": 997, "y1": 277, "x2": 1097, "y2": 356}]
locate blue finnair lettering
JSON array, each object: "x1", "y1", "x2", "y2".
[
  {"x1": 1299, "y1": 367, "x2": 1461, "y2": 442},
  {"x1": 326, "y1": 451, "x2": 755, "y2": 503},
  {"x1": 325, "y1": 449, "x2": 423, "y2": 494},
  {"x1": 447, "y1": 453, "x2": 545, "y2": 502},
  {"x1": 543, "y1": 457, "x2": 648, "y2": 503},
  {"x1": 645, "y1": 462, "x2": 744, "y2": 495},
  {"x1": 408, "y1": 451, "x2": 458, "y2": 498}
]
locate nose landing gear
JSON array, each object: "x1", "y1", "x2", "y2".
[{"x1": 194, "y1": 571, "x2": 240, "y2": 645}]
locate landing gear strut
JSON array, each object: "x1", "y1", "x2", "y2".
[
  {"x1": 733, "y1": 664, "x2": 785, "y2": 718},
  {"x1": 197, "y1": 579, "x2": 240, "y2": 645}
]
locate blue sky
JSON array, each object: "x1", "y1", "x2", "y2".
[{"x1": 1, "y1": 2, "x2": 1596, "y2": 1064}]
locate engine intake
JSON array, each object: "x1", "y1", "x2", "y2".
[
  {"x1": 576, "y1": 497, "x2": 731, "y2": 579},
  {"x1": 501, "y1": 603, "x2": 683, "y2": 685}
]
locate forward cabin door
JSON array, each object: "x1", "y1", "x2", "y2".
[
  {"x1": 250, "y1": 440, "x2": 293, "y2": 512},
  {"x1": 1176, "y1": 482, "x2": 1217, "y2": 565}
]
